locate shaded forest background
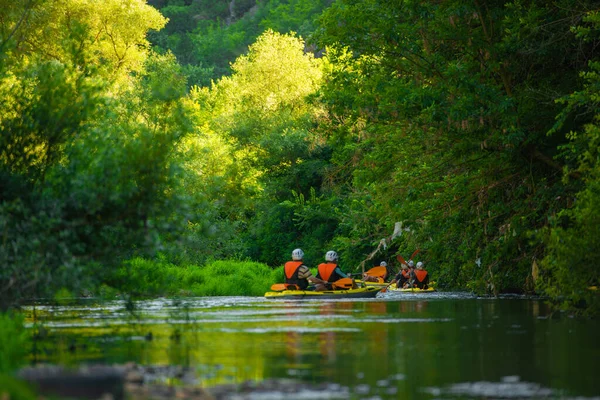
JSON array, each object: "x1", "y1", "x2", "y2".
[{"x1": 1, "y1": 0, "x2": 599, "y2": 314}]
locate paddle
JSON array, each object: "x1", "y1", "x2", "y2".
[
  {"x1": 359, "y1": 266, "x2": 387, "y2": 284},
  {"x1": 379, "y1": 281, "x2": 396, "y2": 293},
  {"x1": 364, "y1": 266, "x2": 387, "y2": 278},
  {"x1": 332, "y1": 277, "x2": 354, "y2": 290},
  {"x1": 396, "y1": 249, "x2": 420, "y2": 266},
  {"x1": 270, "y1": 283, "x2": 299, "y2": 291},
  {"x1": 396, "y1": 254, "x2": 408, "y2": 266},
  {"x1": 379, "y1": 272, "x2": 413, "y2": 293},
  {"x1": 410, "y1": 249, "x2": 420, "y2": 261},
  {"x1": 388, "y1": 250, "x2": 420, "y2": 292}
]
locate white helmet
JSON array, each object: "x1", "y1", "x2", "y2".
[
  {"x1": 380, "y1": 261, "x2": 387, "y2": 267},
  {"x1": 325, "y1": 250, "x2": 338, "y2": 262},
  {"x1": 416, "y1": 261, "x2": 423, "y2": 269},
  {"x1": 292, "y1": 248, "x2": 304, "y2": 261},
  {"x1": 408, "y1": 260, "x2": 414, "y2": 267}
]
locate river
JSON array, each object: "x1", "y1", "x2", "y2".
[{"x1": 23, "y1": 291, "x2": 600, "y2": 399}]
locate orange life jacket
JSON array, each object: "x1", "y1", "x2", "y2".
[
  {"x1": 284, "y1": 261, "x2": 308, "y2": 290},
  {"x1": 317, "y1": 263, "x2": 338, "y2": 282},
  {"x1": 285, "y1": 261, "x2": 303, "y2": 279},
  {"x1": 414, "y1": 269, "x2": 428, "y2": 282}
]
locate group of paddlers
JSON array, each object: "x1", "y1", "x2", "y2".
[
  {"x1": 283, "y1": 248, "x2": 430, "y2": 291},
  {"x1": 283, "y1": 249, "x2": 356, "y2": 291},
  {"x1": 388, "y1": 259, "x2": 430, "y2": 289}
]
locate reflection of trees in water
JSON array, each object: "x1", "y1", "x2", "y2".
[
  {"x1": 399, "y1": 301, "x2": 428, "y2": 313},
  {"x1": 317, "y1": 303, "x2": 338, "y2": 363},
  {"x1": 319, "y1": 331, "x2": 337, "y2": 363},
  {"x1": 366, "y1": 302, "x2": 387, "y2": 314},
  {"x1": 285, "y1": 331, "x2": 301, "y2": 359}
]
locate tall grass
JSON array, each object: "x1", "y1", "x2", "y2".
[
  {"x1": 0, "y1": 313, "x2": 29, "y2": 374},
  {"x1": 0, "y1": 315, "x2": 44, "y2": 400},
  {"x1": 111, "y1": 258, "x2": 283, "y2": 297},
  {"x1": 0, "y1": 375, "x2": 36, "y2": 400}
]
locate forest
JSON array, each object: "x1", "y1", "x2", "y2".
[{"x1": 0, "y1": 0, "x2": 599, "y2": 322}]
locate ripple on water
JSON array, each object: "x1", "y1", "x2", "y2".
[
  {"x1": 377, "y1": 291, "x2": 478, "y2": 300},
  {"x1": 422, "y1": 376, "x2": 595, "y2": 399},
  {"x1": 208, "y1": 380, "x2": 353, "y2": 400},
  {"x1": 216, "y1": 327, "x2": 361, "y2": 334},
  {"x1": 357, "y1": 317, "x2": 452, "y2": 323},
  {"x1": 25, "y1": 315, "x2": 348, "y2": 329}
]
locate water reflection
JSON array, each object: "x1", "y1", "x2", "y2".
[{"x1": 21, "y1": 295, "x2": 600, "y2": 399}]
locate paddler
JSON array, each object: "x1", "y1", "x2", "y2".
[
  {"x1": 390, "y1": 263, "x2": 411, "y2": 289},
  {"x1": 284, "y1": 248, "x2": 324, "y2": 290},
  {"x1": 413, "y1": 261, "x2": 430, "y2": 289},
  {"x1": 362, "y1": 261, "x2": 390, "y2": 282},
  {"x1": 316, "y1": 250, "x2": 357, "y2": 291}
]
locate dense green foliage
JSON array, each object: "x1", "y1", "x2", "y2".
[
  {"x1": 148, "y1": 0, "x2": 332, "y2": 85},
  {"x1": 0, "y1": 0, "x2": 598, "y2": 315},
  {"x1": 538, "y1": 11, "x2": 600, "y2": 315},
  {"x1": 0, "y1": 0, "x2": 194, "y2": 309},
  {"x1": 308, "y1": 1, "x2": 600, "y2": 308}
]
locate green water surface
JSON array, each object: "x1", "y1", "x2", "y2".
[{"x1": 23, "y1": 292, "x2": 600, "y2": 399}]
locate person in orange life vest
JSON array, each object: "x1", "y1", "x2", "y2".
[
  {"x1": 315, "y1": 250, "x2": 356, "y2": 291},
  {"x1": 390, "y1": 263, "x2": 411, "y2": 288},
  {"x1": 406, "y1": 259, "x2": 417, "y2": 288},
  {"x1": 363, "y1": 261, "x2": 389, "y2": 282},
  {"x1": 413, "y1": 261, "x2": 429, "y2": 289},
  {"x1": 284, "y1": 248, "x2": 324, "y2": 290},
  {"x1": 382, "y1": 261, "x2": 394, "y2": 281}
]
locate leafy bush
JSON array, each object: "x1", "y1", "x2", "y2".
[
  {"x1": 0, "y1": 375, "x2": 36, "y2": 400},
  {"x1": 0, "y1": 313, "x2": 29, "y2": 374},
  {"x1": 110, "y1": 258, "x2": 278, "y2": 297}
]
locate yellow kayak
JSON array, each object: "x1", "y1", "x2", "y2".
[
  {"x1": 387, "y1": 286, "x2": 436, "y2": 293},
  {"x1": 356, "y1": 280, "x2": 389, "y2": 289},
  {"x1": 264, "y1": 286, "x2": 381, "y2": 299}
]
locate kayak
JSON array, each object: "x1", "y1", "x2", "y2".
[
  {"x1": 387, "y1": 285, "x2": 436, "y2": 293},
  {"x1": 358, "y1": 280, "x2": 389, "y2": 289},
  {"x1": 264, "y1": 286, "x2": 381, "y2": 299},
  {"x1": 358, "y1": 280, "x2": 435, "y2": 291}
]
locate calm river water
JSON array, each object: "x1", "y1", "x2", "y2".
[{"x1": 23, "y1": 292, "x2": 600, "y2": 399}]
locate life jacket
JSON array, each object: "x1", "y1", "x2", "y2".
[
  {"x1": 414, "y1": 270, "x2": 428, "y2": 282},
  {"x1": 284, "y1": 261, "x2": 308, "y2": 290},
  {"x1": 414, "y1": 269, "x2": 429, "y2": 289},
  {"x1": 317, "y1": 263, "x2": 342, "y2": 282},
  {"x1": 396, "y1": 269, "x2": 410, "y2": 288}
]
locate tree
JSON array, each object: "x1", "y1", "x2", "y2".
[
  {"x1": 0, "y1": 0, "x2": 166, "y2": 81},
  {"x1": 0, "y1": 1, "x2": 191, "y2": 309},
  {"x1": 182, "y1": 30, "x2": 332, "y2": 265},
  {"x1": 313, "y1": 0, "x2": 600, "y2": 292},
  {"x1": 539, "y1": 10, "x2": 600, "y2": 315}
]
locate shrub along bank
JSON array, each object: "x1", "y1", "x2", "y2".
[
  {"x1": 0, "y1": 314, "x2": 35, "y2": 400},
  {"x1": 106, "y1": 258, "x2": 282, "y2": 298}
]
